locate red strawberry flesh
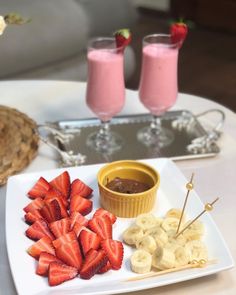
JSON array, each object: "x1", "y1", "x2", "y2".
[
  {"x1": 55, "y1": 239, "x2": 83, "y2": 270},
  {"x1": 36, "y1": 252, "x2": 62, "y2": 276},
  {"x1": 27, "y1": 177, "x2": 51, "y2": 199},
  {"x1": 101, "y1": 239, "x2": 124, "y2": 270},
  {"x1": 48, "y1": 261, "x2": 78, "y2": 286},
  {"x1": 88, "y1": 215, "x2": 112, "y2": 240},
  {"x1": 50, "y1": 171, "x2": 70, "y2": 199},
  {"x1": 80, "y1": 249, "x2": 108, "y2": 280}
]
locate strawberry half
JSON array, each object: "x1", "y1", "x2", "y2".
[
  {"x1": 80, "y1": 249, "x2": 108, "y2": 280},
  {"x1": 70, "y1": 194, "x2": 93, "y2": 216},
  {"x1": 50, "y1": 171, "x2": 70, "y2": 199},
  {"x1": 70, "y1": 179, "x2": 93, "y2": 198},
  {"x1": 44, "y1": 189, "x2": 68, "y2": 215},
  {"x1": 27, "y1": 236, "x2": 55, "y2": 259},
  {"x1": 36, "y1": 252, "x2": 62, "y2": 276},
  {"x1": 25, "y1": 219, "x2": 54, "y2": 241},
  {"x1": 52, "y1": 231, "x2": 77, "y2": 249},
  {"x1": 114, "y1": 28, "x2": 131, "y2": 48},
  {"x1": 101, "y1": 239, "x2": 124, "y2": 270},
  {"x1": 27, "y1": 177, "x2": 51, "y2": 199},
  {"x1": 23, "y1": 197, "x2": 44, "y2": 214},
  {"x1": 79, "y1": 230, "x2": 101, "y2": 256},
  {"x1": 170, "y1": 21, "x2": 188, "y2": 48},
  {"x1": 70, "y1": 211, "x2": 89, "y2": 229},
  {"x1": 40, "y1": 199, "x2": 61, "y2": 223},
  {"x1": 24, "y1": 210, "x2": 42, "y2": 224},
  {"x1": 48, "y1": 261, "x2": 78, "y2": 286},
  {"x1": 55, "y1": 239, "x2": 83, "y2": 270},
  {"x1": 97, "y1": 260, "x2": 112, "y2": 274},
  {"x1": 93, "y1": 208, "x2": 117, "y2": 224},
  {"x1": 88, "y1": 215, "x2": 112, "y2": 240},
  {"x1": 72, "y1": 222, "x2": 92, "y2": 238},
  {"x1": 49, "y1": 217, "x2": 71, "y2": 238}
]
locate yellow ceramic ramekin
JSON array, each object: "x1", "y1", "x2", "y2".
[{"x1": 97, "y1": 160, "x2": 160, "y2": 218}]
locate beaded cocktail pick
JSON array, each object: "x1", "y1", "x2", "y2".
[
  {"x1": 176, "y1": 173, "x2": 194, "y2": 234},
  {"x1": 175, "y1": 197, "x2": 219, "y2": 238}
]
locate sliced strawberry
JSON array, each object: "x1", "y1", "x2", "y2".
[
  {"x1": 49, "y1": 218, "x2": 71, "y2": 238},
  {"x1": 79, "y1": 230, "x2": 101, "y2": 256},
  {"x1": 48, "y1": 261, "x2": 78, "y2": 286},
  {"x1": 55, "y1": 239, "x2": 83, "y2": 270},
  {"x1": 23, "y1": 198, "x2": 44, "y2": 214},
  {"x1": 101, "y1": 239, "x2": 124, "y2": 270},
  {"x1": 114, "y1": 28, "x2": 131, "y2": 48},
  {"x1": 53, "y1": 231, "x2": 77, "y2": 249},
  {"x1": 27, "y1": 177, "x2": 51, "y2": 199},
  {"x1": 24, "y1": 210, "x2": 42, "y2": 224},
  {"x1": 25, "y1": 219, "x2": 54, "y2": 241},
  {"x1": 40, "y1": 199, "x2": 61, "y2": 223},
  {"x1": 50, "y1": 171, "x2": 70, "y2": 199},
  {"x1": 170, "y1": 21, "x2": 188, "y2": 48},
  {"x1": 44, "y1": 189, "x2": 68, "y2": 215},
  {"x1": 80, "y1": 249, "x2": 108, "y2": 280},
  {"x1": 88, "y1": 215, "x2": 112, "y2": 240},
  {"x1": 72, "y1": 222, "x2": 92, "y2": 238},
  {"x1": 70, "y1": 179, "x2": 93, "y2": 198},
  {"x1": 97, "y1": 260, "x2": 112, "y2": 274},
  {"x1": 70, "y1": 211, "x2": 89, "y2": 229},
  {"x1": 93, "y1": 208, "x2": 117, "y2": 224},
  {"x1": 36, "y1": 252, "x2": 62, "y2": 276},
  {"x1": 70, "y1": 195, "x2": 92, "y2": 216},
  {"x1": 27, "y1": 236, "x2": 55, "y2": 259}
]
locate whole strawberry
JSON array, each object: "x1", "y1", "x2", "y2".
[
  {"x1": 170, "y1": 21, "x2": 188, "y2": 48},
  {"x1": 114, "y1": 28, "x2": 132, "y2": 48}
]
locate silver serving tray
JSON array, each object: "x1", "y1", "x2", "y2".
[{"x1": 41, "y1": 110, "x2": 221, "y2": 166}]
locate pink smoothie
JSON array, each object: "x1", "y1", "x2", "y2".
[
  {"x1": 86, "y1": 50, "x2": 125, "y2": 122},
  {"x1": 139, "y1": 44, "x2": 178, "y2": 115}
]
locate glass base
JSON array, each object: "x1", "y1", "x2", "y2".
[
  {"x1": 86, "y1": 130, "x2": 123, "y2": 153},
  {"x1": 137, "y1": 125, "x2": 174, "y2": 148}
]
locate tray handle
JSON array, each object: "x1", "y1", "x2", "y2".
[
  {"x1": 188, "y1": 109, "x2": 225, "y2": 154},
  {"x1": 37, "y1": 124, "x2": 86, "y2": 166}
]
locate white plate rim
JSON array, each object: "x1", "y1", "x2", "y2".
[{"x1": 5, "y1": 158, "x2": 235, "y2": 295}]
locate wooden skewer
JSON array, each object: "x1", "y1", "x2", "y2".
[
  {"x1": 176, "y1": 173, "x2": 194, "y2": 234},
  {"x1": 125, "y1": 259, "x2": 217, "y2": 282},
  {"x1": 175, "y1": 197, "x2": 219, "y2": 238}
]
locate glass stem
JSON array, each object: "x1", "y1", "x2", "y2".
[
  {"x1": 97, "y1": 120, "x2": 110, "y2": 141},
  {"x1": 150, "y1": 115, "x2": 162, "y2": 135}
]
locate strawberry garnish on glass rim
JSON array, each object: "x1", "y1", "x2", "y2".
[
  {"x1": 114, "y1": 28, "x2": 132, "y2": 49},
  {"x1": 170, "y1": 21, "x2": 188, "y2": 48}
]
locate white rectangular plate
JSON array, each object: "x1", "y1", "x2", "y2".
[{"x1": 6, "y1": 158, "x2": 234, "y2": 295}]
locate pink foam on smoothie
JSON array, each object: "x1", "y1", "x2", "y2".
[
  {"x1": 139, "y1": 44, "x2": 178, "y2": 115},
  {"x1": 86, "y1": 50, "x2": 125, "y2": 122}
]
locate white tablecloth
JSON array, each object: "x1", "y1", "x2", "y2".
[{"x1": 0, "y1": 81, "x2": 235, "y2": 295}]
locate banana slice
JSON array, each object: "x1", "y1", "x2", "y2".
[
  {"x1": 161, "y1": 217, "x2": 180, "y2": 232},
  {"x1": 146, "y1": 226, "x2": 168, "y2": 248},
  {"x1": 167, "y1": 229, "x2": 186, "y2": 246},
  {"x1": 183, "y1": 220, "x2": 204, "y2": 241},
  {"x1": 165, "y1": 208, "x2": 185, "y2": 221},
  {"x1": 136, "y1": 235, "x2": 157, "y2": 254},
  {"x1": 155, "y1": 217, "x2": 164, "y2": 227},
  {"x1": 130, "y1": 249, "x2": 152, "y2": 274},
  {"x1": 123, "y1": 225, "x2": 144, "y2": 245},
  {"x1": 174, "y1": 246, "x2": 190, "y2": 267},
  {"x1": 185, "y1": 240, "x2": 208, "y2": 261},
  {"x1": 136, "y1": 213, "x2": 157, "y2": 231},
  {"x1": 152, "y1": 246, "x2": 176, "y2": 270}
]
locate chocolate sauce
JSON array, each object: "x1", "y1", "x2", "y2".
[{"x1": 106, "y1": 177, "x2": 150, "y2": 194}]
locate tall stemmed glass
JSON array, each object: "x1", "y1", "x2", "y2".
[
  {"x1": 86, "y1": 37, "x2": 125, "y2": 153},
  {"x1": 138, "y1": 34, "x2": 180, "y2": 148}
]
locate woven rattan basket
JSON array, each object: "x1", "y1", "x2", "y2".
[{"x1": 0, "y1": 105, "x2": 39, "y2": 185}]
